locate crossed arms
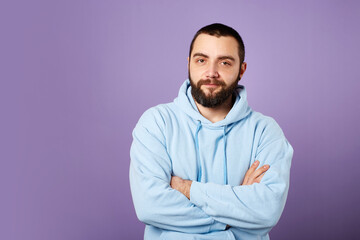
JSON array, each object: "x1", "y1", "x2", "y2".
[
  {"x1": 170, "y1": 160, "x2": 270, "y2": 199},
  {"x1": 129, "y1": 110, "x2": 293, "y2": 234}
]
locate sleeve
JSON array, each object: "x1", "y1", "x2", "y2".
[
  {"x1": 129, "y1": 108, "x2": 226, "y2": 233},
  {"x1": 189, "y1": 119, "x2": 293, "y2": 232}
]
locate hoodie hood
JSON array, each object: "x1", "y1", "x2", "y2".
[{"x1": 174, "y1": 79, "x2": 252, "y2": 126}]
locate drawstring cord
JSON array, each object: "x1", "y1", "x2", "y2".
[
  {"x1": 195, "y1": 121, "x2": 202, "y2": 182},
  {"x1": 194, "y1": 121, "x2": 228, "y2": 185},
  {"x1": 223, "y1": 126, "x2": 228, "y2": 185}
]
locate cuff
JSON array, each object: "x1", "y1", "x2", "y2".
[
  {"x1": 190, "y1": 181, "x2": 226, "y2": 231},
  {"x1": 209, "y1": 220, "x2": 227, "y2": 231},
  {"x1": 189, "y1": 181, "x2": 207, "y2": 207}
]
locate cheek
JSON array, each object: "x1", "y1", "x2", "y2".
[
  {"x1": 220, "y1": 65, "x2": 238, "y2": 74},
  {"x1": 220, "y1": 69, "x2": 240, "y2": 82},
  {"x1": 189, "y1": 65, "x2": 204, "y2": 78}
]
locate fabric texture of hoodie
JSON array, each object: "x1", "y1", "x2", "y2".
[{"x1": 130, "y1": 79, "x2": 293, "y2": 240}]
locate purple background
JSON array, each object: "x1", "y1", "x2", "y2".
[{"x1": 1, "y1": 0, "x2": 359, "y2": 239}]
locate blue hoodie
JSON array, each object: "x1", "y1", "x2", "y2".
[{"x1": 130, "y1": 79, "x2": 293, "y2": 240}]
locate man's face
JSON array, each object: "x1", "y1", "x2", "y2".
[{"x1": 188, "y1": 34, "x2": 246, "y2": 108}]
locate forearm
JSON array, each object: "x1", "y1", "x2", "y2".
[
  {"x1": 190, "y1": 181, "x2": 288, "y2": 229},
  {"x1": 130, "y1": 163, "x2": 226, "y2": 233}
]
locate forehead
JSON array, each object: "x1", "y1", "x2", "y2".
[{"x1": 192, "y1": 34, "x2": 239, "y2": 60}]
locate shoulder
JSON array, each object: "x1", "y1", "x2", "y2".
[
  {"x1": 245, "y1": 111, "x2": 293, "y2": 158},
  {"x1": 248, "y1": 111, "x2": 285, "y2": 139},
  {"x1": 132, "y1": 102, "x2": 181, "y2": 144},
  {"x1": 135, "y1": 102, "x2": 178, "y2": 130}
]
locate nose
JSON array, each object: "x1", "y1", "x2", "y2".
[{"x1": 206, "y1": 62, "x2": 219, "y2": 78}]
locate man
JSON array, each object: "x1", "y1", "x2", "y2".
[{"x1": 130, "y1": 23, "x2": 293, "y2": 240}]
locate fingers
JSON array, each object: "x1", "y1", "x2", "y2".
[
  {"x1": 254, "y1": 172, "x2": 266, "y2": 183},
  {"x1": 241, "y1": 160, "x2": 259, "y2": 185},
  {"x1": 248, "y1": 164, "x2": 269, "y2": 183},
  {"x1": 170, "y1": 176, "x2": 181, "y2": 188},
  {"x1": 242, "y1": 161, "x2": 270, "y2": 185}
]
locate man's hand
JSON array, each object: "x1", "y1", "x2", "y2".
[
  {"x1": 242, "y1": 160, "x2": 269, "y2": 185},
  {"x1": 170, "y1": 176, "x2": 192, "y2": 199}
]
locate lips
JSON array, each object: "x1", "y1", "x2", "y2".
[
  {"x1": 203, "y1": 83, "x2": 219, "y2": 87},
  {"x1": 197, "y1": 79, "x2": 225, "y2": 88}
]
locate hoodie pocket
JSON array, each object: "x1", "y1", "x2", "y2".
[{"x1": 159, "y1": 229, "x2": 236, "y2": 240}]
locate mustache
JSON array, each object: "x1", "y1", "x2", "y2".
[{"x1": 197, "y1": 79, "x2": 226, "y2": 87}]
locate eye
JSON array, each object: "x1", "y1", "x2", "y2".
[
  {"x1": 221, "y1": 61, "x2": 231, "y2": 66},
  {"x1": 196, "y1": 59, "x2": 205, "y2": 63}
]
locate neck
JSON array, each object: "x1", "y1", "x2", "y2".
[{"x1": 194, "y1": 95, "x2": 234, "y2": 123}]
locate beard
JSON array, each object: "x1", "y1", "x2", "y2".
[{"x1": 189, "y1": 73, "x2": 239, "y2": 108}]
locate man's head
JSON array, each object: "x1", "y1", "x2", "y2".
[{"x1": 188, "y1": 23, "x2": 247, "y2": 108}]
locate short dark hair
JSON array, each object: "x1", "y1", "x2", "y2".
[{"x1": 189, "y1": 23, "x2": 245, "y2": 63}]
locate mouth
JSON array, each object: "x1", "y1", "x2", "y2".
[
  {"x1": 202, "y1": 83, "x2": 220, "y2": 88},
  {"x1": 199, "y1": 79, "x2": 225, "y2": 88},
  {"x1": 200, "y1": 82, "x2": 224, "y2": 94}
]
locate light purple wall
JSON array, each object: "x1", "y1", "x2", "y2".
[{"x1": 1, "y1": 0, "x2": 359, "y2": 239}]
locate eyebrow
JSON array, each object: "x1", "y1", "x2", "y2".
[
  {"x1": 192, "y1": 53, "x2": 209, "y2": 58},
  {"x1": 218, "y1": 55, "x2": 236, "y2": 61},
  {"x1": 192, "y1": 52, "x2": 236, "y2": 61}
]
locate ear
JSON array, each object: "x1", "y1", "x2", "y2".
[
  {"x1": 187, "y1": 57, "x2": 190, "y2": 69},
  {"x1": 239, "y1": 62, "x2": 247, "y2": 79}
]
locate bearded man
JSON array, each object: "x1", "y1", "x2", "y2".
[{"x1": 130, "y1": 23, "x2": 293, "y2": 240}]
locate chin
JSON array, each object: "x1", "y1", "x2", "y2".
[{"x1": 204, "y1": 87, "x2": 221, "y2": 94}]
